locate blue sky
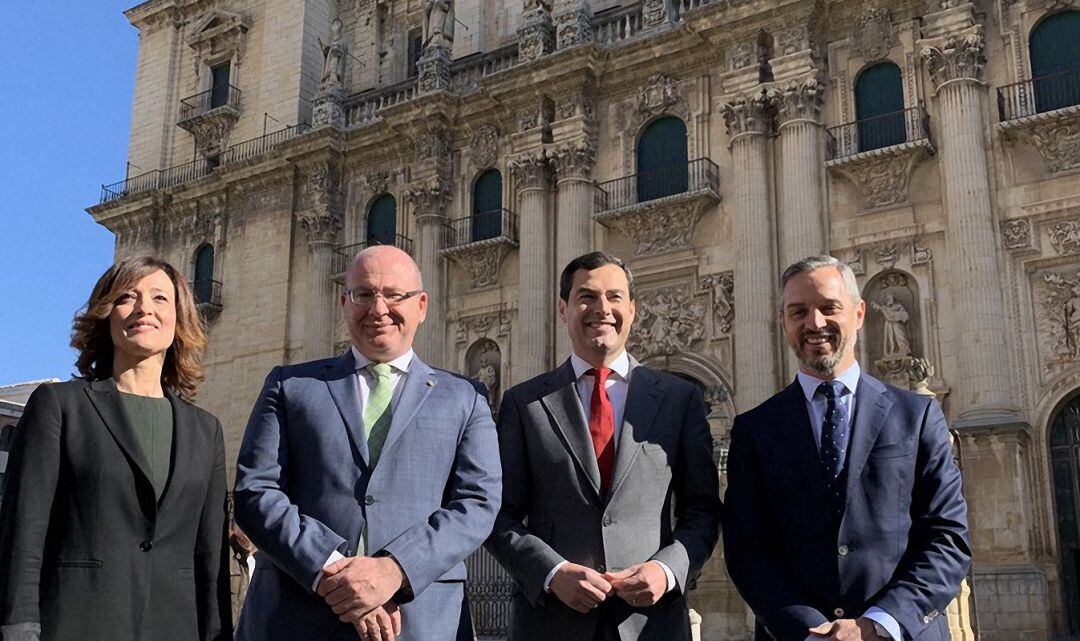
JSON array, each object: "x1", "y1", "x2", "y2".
[{"x1": 0, "y1": 4, "x2": 137, "y2": 385}]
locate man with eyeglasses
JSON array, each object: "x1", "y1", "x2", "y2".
[{"x1": 234, "y1": 245, "x2": 502, "y2": 641}]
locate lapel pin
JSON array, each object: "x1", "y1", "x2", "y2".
[{"x1": 426, "y1": 380, "x2": 436, "y2": 387}]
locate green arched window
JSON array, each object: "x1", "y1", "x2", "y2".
[
  {"x1": 1051, "y1": 395, "x2": 1080, "y2": 634},
  {"x1": 1030, "y1": 11, "x2": 1080, "y2": 113},
  {"x1": 367, "y1": 194, "x2": 397, "y2": 246},
  {"x1": 636, "y1": 116, "x2": 688, "y2": 203},
  {"x1": 472, "y1": 169, "x2": 502, "y2": 242},
  {"x1": 855, "y1": 62, "x2": 905, "y2": 152},
  {"x1": 193, "y1": 243, "x2": 214, "y2": 304}
]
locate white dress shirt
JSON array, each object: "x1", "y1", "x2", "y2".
[
  {"x1": 312, "y1": 348, "x2": 414, "y2": 591},
  {"x1": 795, "y1": 362, "x2": 900, "y2": 641},
  {"x1": 543, "y1": 351, "x2": 677, "y2": 595}
]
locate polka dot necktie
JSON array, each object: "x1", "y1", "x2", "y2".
[{"x1": 817, "y1": 380, "x2": 850, "y2": 509}]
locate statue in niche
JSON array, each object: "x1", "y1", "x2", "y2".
[
  {"x1": 475, "y1": 356, "x2": 498, "y2": 398},
  {"x1": 872, "y1": 293, "x2": 912, "y2": 356},
  {"x1": 423, "y1": 0, "x2": 455, "y2": 50},
  {"x1": 467, "y1": 338, "x2": 501, "y2": 411},
  {"x1": 320, "y1": 19, "x2": 348, "y2": 89}
]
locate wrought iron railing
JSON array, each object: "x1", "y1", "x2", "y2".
[
  {"x1": 825, "y1": 104, "x2": 930, "y2": 160},
  {"x1": 100, "y1": 124, "x2": 308, "y2": 204},
  {"x1": 178, "y1": 84, "x2": 241, "y2": 123},
  {"x1": 593, "y1": 5, "x2": 644, "y2": 45},
  {"x1": 223, "y1": 123, "x2": 309, "y2": 164},
  {"x1": 194, "y1": 278, "x2": 222, "y2": 308},
  {"x1": 997, "y1": 67, "x2": 1080, "y2": 121},
  {"x1": 443, "y1": 209, "x2": 518, "y2": 249},
  {"x1": 595, "y1": 157, "x2": 719, "y2": 212},
  {"x1": 465, "y1": 547, "x2": 514, "y2": 638},
  {"x1": 331, "y1": 235, "x2": 415, "y2": 275}
]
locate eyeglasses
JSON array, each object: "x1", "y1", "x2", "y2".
[{"x1": 345, "y1": 288, "x2": 423, "y2": 307}]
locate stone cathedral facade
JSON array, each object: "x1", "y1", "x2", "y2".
[{"x1": 88, "y1": 0, "x2": 1080, "y2": 638}]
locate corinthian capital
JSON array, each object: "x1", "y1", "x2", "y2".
[
  {"x1": 775, "y1": 75, "x2": 824, "y2": 126},
  {"x1": 719, "y1": 88, "x2": 776, "y2": 139},
  {"x1": 920, "y1": 25, "x2": 985, "y2": 88},
  {"x1": 509, "y1": 151, "x2": 553, "y2": 190},
  {"x1": 405, "y1": 176, "x2": 451, "y2": 223},
  {"x1": 550, "y1": 138, "x2": 596, "y2": 180}
]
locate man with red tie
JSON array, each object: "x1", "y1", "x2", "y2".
[{"x1": 485, "y1": 251, "x2": 722, "y2": 641}]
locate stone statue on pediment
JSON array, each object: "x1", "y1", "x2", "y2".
[
  {"x1": 320, "y1": 19, "x2": 348, "y2": 90},
  {"x1": 423, "y1": 0, "x2": 455, "y2": 50}
]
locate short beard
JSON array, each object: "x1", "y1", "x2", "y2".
[{"x1": 794, "y1": 331, "x2": 848, "y2": 378}]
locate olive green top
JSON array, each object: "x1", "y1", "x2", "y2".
[{"x1": 118, "y1": 392, "x2": 174, "y2": 501}]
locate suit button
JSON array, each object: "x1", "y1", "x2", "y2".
[
  {"x1": 837, "y1": 544, "x2": 849, "y2": 556},
  {"x1": 834, "y1": 608, "x2": 845, "y2": 617},
  {"x1": 364, "y1": 495, "x2": 375, "y2": 506},
  {"x1": 602, "y1": 516, "x2": 613, "y2": 527},
  {"x1": 139, "y1": 541, "x2": 153, "y2": 552}
]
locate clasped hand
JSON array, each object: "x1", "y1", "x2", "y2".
[
  {"x1": 549, "y1": 561, "x2": 668, "y2": 614},
  {"x1": 809, "y1": 618, "x2": 886, "y2": 641},
  {"x1": 317, "y1": 556, "x2": 406, "y2": 641}
]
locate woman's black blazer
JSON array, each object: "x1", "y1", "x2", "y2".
[{"x1": 0, "y1": 378, "x2": 232, "y2": 641}]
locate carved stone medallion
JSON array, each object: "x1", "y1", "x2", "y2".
[
  {"x1": 1050, "y1": 220, "x2": 1080, "y2": 255},
  {"x1": 1002, "y1": 218, "x2": 1034, "y2": 251},
  {"x1": 851, "y1": 8, "x2": 896, "y2": 61}
]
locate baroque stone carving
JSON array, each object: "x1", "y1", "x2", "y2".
[
  {"x1": 719, "y1": 88, "x2": 775, "y2": 138},
  {"x1": 775, "y1": 76, "x2": 824, "y2": 125},
  {"x1": 595, "y1": 200, "x2": 707, "y2": 255},
  {"x1": 470, "y1": 124, "x2": 500, "y2": 169},
  {"x1": 642, "y1": 0, "x2": 668, "y2": 28},
  {"x1": 637, "y1": 74, "x2": 680, "y2": 118},
  {"x1": 728, "y1": 41, "x2": 758, "y2": 71},
  {"x1": 364, "y1": 170, "x2": 393, "y2": 195},
  {"x1": 444, "y1": 243, "x2": 513, "y2": 288},
  {"x1": 872, "y1": 293, "x2": 912, "y2": 356},
  {"x1": 912, "y1": 242, "x2": 932, "y2": 265},
  {"x1": 555, "y1": 4, "x2": 592, "y2": 49},
  {"x1": 557, "y1": 92, "x2": 596, "y2": 122},
  {"x1": 518, "y1": 2, "x2": 555, "y2": 62},
  {"x1": 1037, "y1": 269, "x2": 1080, "y2": 363},
  {"x1": 920, "y1": 26, "x2": 985, "y2": 88},
  {"x1": 1003, "y1": 117, "x2": 1080, "y2": 174},
  {"x1": 851, "y1": 8, "x2": 896, "y2": 61},
  {"x1": 417, "y1": 45, "x2": 451, "y2": 93},
  {"x1": 405, "y1": 176, "x2": 451, "y2": 220},
  {"x1": 416, "y1": 125, "x2": 450, "y2": 161},
  {"x1": 186, "y1": 11, "x2": 250, "y2": 85},
  {"x1": 455, "y1": 321, "x2": 468, "y2": 344},
  {"x1": 702, "y1": 272, "x2": 735, "y2": 334},
  {"x1": 187, "y1": 116, "x2": 236, "y2": 159},
  {"x1": 299, "y1": 159, "x2": 344, "y2": 243},
  {"x1": 319, "y1": 19, "x2": 348, "y2": 91},
  {"x1": 518, "y1": 99, "x2": 554, "y2": 131},
  {"x1": 628, "y1": 284, "x2": 707, "y2": 358},
  {"x1": 776, "y1": 25, "x2": 812, "y2": 56},
  {"x1": 1050, "y1": 220, "x2": 1080, "y2": 255},
  {"x1": 468, "y1": 338, "x2": 501, "y2": 411},
  {"x1": 508, "y1": 151, "x2": 552, "y2": 190},
  {"x1": 876, "y1": 245, "x2": 899, "y2": 268},
  {"x1": 848, "y1": 250, "x2": 866, "y2": 275},
  {"x1": 827, "y1": 142, "x2": 932, "y2": 209},
  {"x1": 550, "y1": 138, "x2": 597, "y2": 180},
  {"x1": 1002, "y1": 218, "x2": 1034, "y2": 251}
]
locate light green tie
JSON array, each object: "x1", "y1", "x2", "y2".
[{"x1": 364, "y1": 362, "x2": 394, "y2": 467}]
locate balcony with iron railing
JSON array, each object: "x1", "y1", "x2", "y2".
[
  {"x1": 194, "y1": 278, "x2": 223, "y2": 321},
  {"x1": 178, "y1": 84, "x2": 242, "y2": 127},
  {"x1": 998, "y1": 67, "x2": 1080, "y2": 122},
  {"x1": 99, "y1": 124, "x2": 309, "y2": 204},
  {"x1": 443, "y1": 209, "x2": 519, "y2": 250},
  {"x1": 825, "y1": 104, "x2": 931, "y2": 160},
  {"x1": 330, "y1": 235, "x2": 415, "y2": 282},
  {"x1": 594, "y1": 158, "x2": 719, "y2": 213}
]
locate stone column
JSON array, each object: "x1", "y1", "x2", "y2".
[
  {"x1": 775, "y1": 76, "x2": 826, "y2": 268},
  {"x1": 406, "y1": 177, "x2": 450, "y2": 368},
  {"x1": 298, "y1": 160, "x2": 344, "y2": 360},
  {"x1": 720, "y1": 89, "x2": 781, "y2": 411},
  {"x1": 510, "y1": 152, "x2": 555, "y2": 382},
  {"x1": 920, "y1": 18, "x2": 1017, "y2": 423},
  {"x1": 550, "y1": 138, "x2": 596, "y2": 359}
]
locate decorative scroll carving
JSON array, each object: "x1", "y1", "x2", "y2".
[
  {"x1": 416, "y1": 124, "x2": 451, "y2": 161},
  {"x1": 628, "y1": 284, "x2": 707, "y2": 358},
  {"x1": 777, "y1": 25, "x2": 812, "y2": 56},
  {"x1": 365, "y1": 170, "x2": 394, "y2": 195},
  {"x1": 417, "y1": 45, "x2": 451, "y2": 93},
  {"x1": 1002, "y1": 218, "x2": 1034, "y2": 251},
  {"x1": 728, "y1": 41, "x2": 758, "y2": 70},
  {"x1": 876, "y1": 245, "x2": 900, "y2": 268},
  {"x1": 826, "y1": 141, "x2": 933, "y2": 209},
  {"x1": 1002, "y1": 116, "x2": 1080, "y2": 174},
  {"x1": 702, "y1": 272, "x2": 735, "y2": 334},
  {"x1": 848, "y1": 249, "x2": 866, "y2": 275},
  {"x1": 912, "y1": 242, "x2": 932, "y2": 266},
  {"x1": 1050, "y1": 220, "x2": 1080, "y2": 255},
  {"x1": 557, "y1": 91, "x2": 596, "y2": 122},
  {"x1": 775, "y1": 76, "x2": 824, "y2": 125},
  {"x1": 719, "y1": 88, "x2": 775, "y2": 138},
  {"x1": 851, "y1": 8, "x2": 896, "y2": 61},
  {"x1": 187, "y1": 116, "x2": 237, "y2": 159},
  {"x1": 518, "y1": 98, "x2": 554, "y2": 132},
  {"x1": 470, "y1": 124, "x2": 500, "y2": 169},
  {"x1": 638, "y1": 74, "x2": 680, "y2": 118},
  {"x1": 595, "y1": 199, "x2": 708, "y2": 255},
  {"x1": 445, "y1": 242, "x2": 511, "y2": 288},
  {"x1": 920, "y1": 26, "x2": 985, "y2": 87}
]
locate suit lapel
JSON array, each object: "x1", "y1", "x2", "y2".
[
  {"x1": 540, "y1": 360, "x2": 602, "y2": 498},
  {"x1": 85, "y1": 379, "x2": 157, "y2": 518},
  {"x1": 609, "y1": 362, "x2": 662, "y2": 497},
  {"x1": 842, "y1": 374, "x2": 892, "y2": 513},
  {"x1": 325, "y1": 351, "x2": 370, "y2": 466},
  {"x1": 379, "y1": 356, "x2": 437, "y2": 457},
  {"x1": 159, "y1": 394, "x2": 190, "y2": 508},
  {"x1": 777, "y1": 381, "x2": 833, "y2": 511}
]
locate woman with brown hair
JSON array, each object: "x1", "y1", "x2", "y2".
[{"x1": 0, "y1": 256, "x2": 232, "y2": 641}]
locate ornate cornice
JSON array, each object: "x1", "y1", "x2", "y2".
[{"x1": 920, "y1": 25, "x2": 985, "y2": 88}]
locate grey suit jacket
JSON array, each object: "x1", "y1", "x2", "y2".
[
  {"x1": 233, "y1": 351, "x2": 502, "y2": 641},
  {"x1": 486, "y1": 358, "x2": 722, "y2": 641}
]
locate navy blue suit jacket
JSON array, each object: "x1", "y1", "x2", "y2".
[{"x1": 723, "y1": 373, "x2": 970, "y2": 641}]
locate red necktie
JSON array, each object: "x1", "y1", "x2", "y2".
[{"x1": 587, "y1": 367, "x2": 616, "y2": 492}]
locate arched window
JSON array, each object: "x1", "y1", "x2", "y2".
[
  {"x1": 366, "y1": 194, "x2": 397, "y2": 246},
  {"x1": 1050, "y1": 395, "x2": 1080, "y2": 634},
  {"x1": 636, "y1": 116, "x2": 688, "y2": 203},
  {"x1": 1030, "y1": 11, "x2": 1080, "y2": 113},
  {"x1": 472, "y1": 169, "x2": 502, "y2": 242},
  {"x1": 855, "y1": 62, "x2": 905, "y2": 152},
  {"x1": 193, "y1": 243, "x2": 215, "y2": 304}
]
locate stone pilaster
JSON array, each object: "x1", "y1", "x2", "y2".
[
  {"x1": 720, "y1": 88, "x2": 780, "y2": 410},
  {"x1": 550, "y1": 137, "x2": 597, "y2": 359},
  {"x1": 553, "y1": 0, "x2": 592, "y2": 49},
  {"x1": 774, "y1": 75, "x2": 826, "y2": 268},
  {"x1": 298, "y1": 159, "x2": 344, "y2": 360},
  {"x1": 509, "y1": 151, "x2": 555, "y2": 381},
  {"x1": 406, "y1": 176, "x2": 451, "y2": 367},
  {"x1": 919, "y1": 10, "x2": 1018, "y2": 424}
]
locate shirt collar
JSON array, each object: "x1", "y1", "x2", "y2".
[
  {"x1": 351, "y1": 345, "x2": 415, "y2": 374},
  {"x1": 570, "y1": 350, "x2": 631, "y2": 382},
  {"x1": 796, "y1": 361, "x2": 861, "y2": 403}
]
